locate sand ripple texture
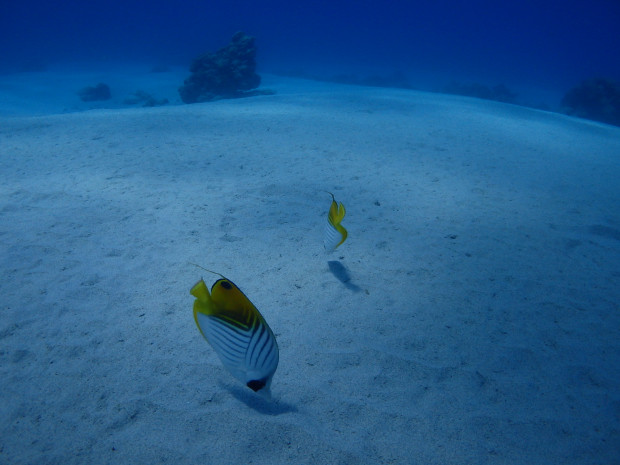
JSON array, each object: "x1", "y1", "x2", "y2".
[{"x1": 1, "y1": 77, "x2": 619, "y2": 464}]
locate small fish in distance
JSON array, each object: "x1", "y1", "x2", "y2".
[{"x1": 324, "y1": 192, "x2": 348, "y2": 252}]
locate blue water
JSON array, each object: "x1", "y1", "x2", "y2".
[{"x1": 2, "y1": 0, "x2": 619, "y2": 106}]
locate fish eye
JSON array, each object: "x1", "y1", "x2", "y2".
[{"x1": 221, "y1": 281, "x2": 232, "y2": 290}]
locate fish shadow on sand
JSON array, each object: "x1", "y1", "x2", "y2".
[
  {"x1": 328, "y1": 260, "x2": 362, "y2": 292},
  {"x1": 226, "y1": 384, "x2": 297, "y2": 415}
]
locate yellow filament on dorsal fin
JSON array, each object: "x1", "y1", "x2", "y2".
[{"x1": 188, "y1": 263, "x2": 226, "y2": 280}]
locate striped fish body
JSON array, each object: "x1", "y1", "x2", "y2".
[
  {"x1": 324, "y1": 192, "x2": 348, "y2": 252},
  {"x1": 191, "y1": 277, "x2": 279, "y2": 394}
]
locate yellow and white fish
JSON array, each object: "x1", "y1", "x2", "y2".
[
  {"x1": 190, "y1": 271, "x2": 279, "y2": 395},
  {"x1": 324, "y1": 192, "x2": 348, "y2": 252}
]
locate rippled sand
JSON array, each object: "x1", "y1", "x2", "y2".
[{"x1": 1, "y1": 70, "x2": 619, "y2": 464}]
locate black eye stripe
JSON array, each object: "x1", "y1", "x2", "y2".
[{"x1": 221, "y1": 281, "x2": 232, "y2": 290}]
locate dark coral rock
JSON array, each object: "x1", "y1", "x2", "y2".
[
  {"x1": 77, "y1": 83, "x2": 111, "y2": 102},
  {"x1": 561, "y1": 78, "x2": 620, "y2": 127},
  {"x1": 179, "y1": 32, "x2": 261, "y2": 103}
]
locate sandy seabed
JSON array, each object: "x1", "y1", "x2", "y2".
[{"x1": 1, "y1": 69, "x2": 619, "y2": 464}]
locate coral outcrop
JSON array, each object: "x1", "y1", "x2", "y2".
[
  {"x1": 561, "y1": 78, "x2": 620, "y2": 127},
  {"x1": 179, "y1": 32, "x2": 261, "y2": 103}
]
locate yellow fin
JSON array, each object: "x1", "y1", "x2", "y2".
[
  {"x1": 191, "y1": 279, "x2": 216, "y2": 339},
  {"x1": 190, "y1": 279, "x2": 212, "y2": 304}
]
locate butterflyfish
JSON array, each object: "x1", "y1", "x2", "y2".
[
  {"x1": 190, "y1": 270, "x2": 279, "y2": 395},
  {"x1": 324, "y1": 192, "x2": 348, "y2": 252}
]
